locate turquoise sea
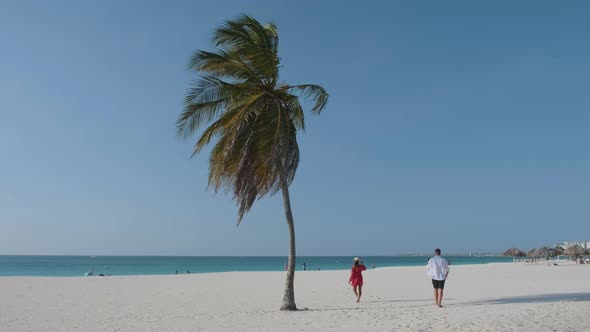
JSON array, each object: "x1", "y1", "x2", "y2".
[{"x1": 0, "y1": 255, "x2": 511, "y2": 277}]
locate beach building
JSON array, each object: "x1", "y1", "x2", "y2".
[{"x1": 557, "y1": 241, "x2": 590, "y2": 250}]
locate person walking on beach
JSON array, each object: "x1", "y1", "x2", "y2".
[
  {"x1": 349, "y1": 257, "x2": 367, "y2": 303},
  {"x1": 427, "y1": 248, "x2": 450, "y2": 308}
]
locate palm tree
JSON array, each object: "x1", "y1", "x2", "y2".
[{"x1": 177, "y1": 15, "x2": 328, "y2": 311}]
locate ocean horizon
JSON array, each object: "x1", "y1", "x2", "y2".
[{"x1": 0, "y1": 255, "x2": 513, "y2": 277}]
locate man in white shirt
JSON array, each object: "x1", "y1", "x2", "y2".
[{"x1": 427, "y1": 248, "x2": 450, "y2": 308}]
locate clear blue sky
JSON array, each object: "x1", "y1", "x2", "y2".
[{"x1": 1, "y1": 1, "x2": 589, "y2": 256}]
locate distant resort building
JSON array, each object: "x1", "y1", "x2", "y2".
[{"x1": 557, "y1": 241, "x2": 590, "y2": 249}]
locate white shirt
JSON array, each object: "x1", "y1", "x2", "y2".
[{"x1": 427, "y1": 256, "x2": 450, "y2": 281}]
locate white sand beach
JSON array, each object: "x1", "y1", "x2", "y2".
[{"x1": 1, "y1": 262, "x2": 590, "y2": 332}]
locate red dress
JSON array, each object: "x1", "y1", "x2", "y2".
[{"x1": 349, "y1": 264, "x2": 366, "y2": 287}]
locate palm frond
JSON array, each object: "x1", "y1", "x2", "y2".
[
  {"x1": 212, "y1": 14, "x2": 279, "y2": 82},
  {"x1": 213, "y1": 16, "x2": 255, "y2": 49},
  {"x1": 179, "y1": 76, "x2": 258, "y2": 138},
  {"x1": 192, "y1": 93, "x2": 265, "y2": 156},
  {"x1": 288, "y1": 84, "x2": 329, "y2": 114},
  {"x1": 183, "y1": 76, "x2": 229, "y2": 105},
  {"x1": 178, "y1": 77, "x2": 230, "y2": 138},
  {"x1": 277, "y1": 92, "x2": 305, "y2": 131},
  {"x1": 177, "y1": 99, "x2": 226, "y2": 138},
  {"x1": 188, "y1": 50, "x2": 262, "y2": 83}
]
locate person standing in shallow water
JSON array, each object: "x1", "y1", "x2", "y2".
[
  {"x1": 349, "y1": 257, "x2": 367, "y2": 303},
  {"x1": 427, "y1": 248, "x2": 450, "y2": 308}
]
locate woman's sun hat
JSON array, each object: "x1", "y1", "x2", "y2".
[{"x1": 354, "y1": 257, "x2": 360, "y2": 262}]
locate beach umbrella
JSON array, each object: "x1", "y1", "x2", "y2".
[
  {"x1": 535, "y1": 247, "x2": 555, "y2": 258},
  {"x1": 527, "y1": 248, "x2": 537, "y2": 257},
  {"x1": 564, "y1": 245, "x2": 586, "y2": 258},
  {"x1": 503, "y1": 248, "x2": 526, "y2": 260},
  {"x1": 553, "y1": 246, "x2": 565, "y2": 255}
]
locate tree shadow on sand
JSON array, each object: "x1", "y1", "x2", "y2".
[
  {"x1": 305, "y1": 298, "x2": 456, "y2": 312},
  {"x1": 364, "y1": 298, "x2": 456, "y2": 304},
  {"x1": 305, "y1": 307, "x2": 365, "y2": 312},
  {"x1": 306, "y1": 294, "x2": 590, "y2": 311},
  {"x1": 450, "y1": 292, "x2": 590, "y2": 307}
]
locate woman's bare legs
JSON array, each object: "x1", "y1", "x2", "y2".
[{"x1": 352, "y1": 285, "x2": 359, "y2": 301}]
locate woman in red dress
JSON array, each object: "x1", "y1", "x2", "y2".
[{"x1": 349, "y1": 257, "x2": 367, "y2": 302}]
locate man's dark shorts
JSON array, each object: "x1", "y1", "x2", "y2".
[{"x1": 432, "y1": 279, "x2": 446, "y2": 289}]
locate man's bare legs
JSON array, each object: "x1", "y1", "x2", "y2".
[
  {"x1": 434, "y1": 288, "x2": 439, "y2": 306},
  {"x1": 437, "y1": 288, "x2": 444, "y2": 307}
]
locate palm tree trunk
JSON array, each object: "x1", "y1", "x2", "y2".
[{"x1": 279, "y1": 181, "x2": 297, "y2": 311}]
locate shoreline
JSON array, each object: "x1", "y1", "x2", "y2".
[
  {"x1": 0, "y1": 259, "x2": 581, "y2": 277},
  {"x1": 0, "y1": 261, "x2": 509, "y2": 279},
  {"x1": 0, "y1": 256, "x2": 512, "y2": 277},
  {"x1": 0, "y1": 259, "x2": 515, "y2": 278},
  {"x1": 4, "y1": 259, "x2": 576, "y2": 279}
]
